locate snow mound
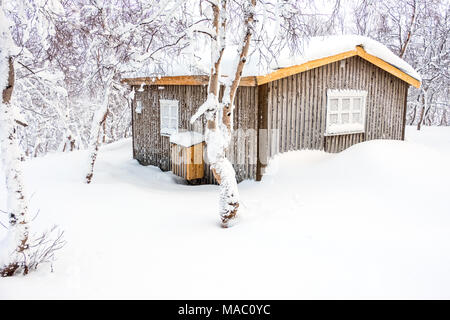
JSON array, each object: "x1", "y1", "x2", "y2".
[
  {"x1": 264, "y1": 139, "x2": 444, "y2": 187},
  {"x1": 170, "y1": 131, "x2": 204, "y2": 147},
  {"x1": 331, "y1": 139, "x2": 444, "y2": 180}
]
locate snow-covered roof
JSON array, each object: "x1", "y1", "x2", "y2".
[
  {"x1": 123, "y1": 35, "x2": 421, "y2": 87},
  {"x1": 281, "y1": 35, "x2": 419, "y2": 81},
  {"x1": 170, "y1": 131, "x2": 204, "y2": 147}
]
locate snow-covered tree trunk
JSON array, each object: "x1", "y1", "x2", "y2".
[
  {"x1": 191, "y1": 0, "x2": 255, "y2": 228},
  {"x1": 85, "y1": 83, "x2": 111, "y2": 184},
  {"x1": 58, "y1": 100, "x2": 80, "y2": 153},
  {"x1": 0, "y1": 8, "x2": 30, "y2": 276},
  {"x1": 398, "y1": 0, "x2": 417, "y2": 58},
  {"x1": 417, "y1": 88, "x2": 428, "y2": 131}
]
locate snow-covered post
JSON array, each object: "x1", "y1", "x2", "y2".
[
  {"x1": 191, "y1": 0, "x2": 256, "y2": 228},
  {"x1": 0, "y1": 3, "x2": 30, "y2": 276}
]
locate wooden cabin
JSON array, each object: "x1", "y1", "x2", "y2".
[{"x1": 123, "y1": 36, "x2": 421, "y2": 184}]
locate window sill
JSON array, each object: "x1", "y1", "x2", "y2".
[
  {"x1": 324, "y1": 130, "x2": 365, "y2": 137},
  {"x1": 161, "y1": 131, "x2": 178, "y2": 137}
]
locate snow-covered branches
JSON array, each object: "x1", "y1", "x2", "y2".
[
  {"x1": 0, "y1": 0, "x2": 66, "y2": 277},
  {"x1": 190, "y1": 92, "x2": 218, "y2": 123},
  {"x1": 76, "y1": 0, "x2": 188, "y2": 183},
  {"x1": 350, "y1": 0, "x2": 449, "y2": 128}
]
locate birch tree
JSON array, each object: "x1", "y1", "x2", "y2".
[
  {"x1": 190, "y1": 0, "x2": 256, "y2": 228},
  {"x1": 0, "y1": 1, "x2": 31, "y2": 276},
  {"x1": 1, "y1": 0, "x2": 65, "y2": 277},
  {"x1": 83, "y1": 0, "x2": 188, "y2": 183}
]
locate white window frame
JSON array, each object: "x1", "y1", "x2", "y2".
[
  {"x1": 325, "y1": 89, "x2": 367, "y2": 136},
  {"x1": 160, "y1": 99, "x2": 179, "y2": 136}
]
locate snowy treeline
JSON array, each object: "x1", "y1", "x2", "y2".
[
  {"x1": 348, "y1": 0, "x2": 449, "y2": 128},
  {"x1": 3, "y1": 0, "x2": 447, "y2": 159},
  {"x1": 5, "y1": 0, "x2": 192, "y2": 158}
]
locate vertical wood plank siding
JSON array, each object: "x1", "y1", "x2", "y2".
[
  {"x1": 170, "y1": 142, "x2": 204, "y2": 180},
  {"x1": 132, "y1": 85, "x2": 258, "y2": 184},
  {"x1": 265, "y1": 56, "x2": 408, "y2": 161},
  {"x1": 132, "y1": 55, "x2": 409, "y2": 184}
]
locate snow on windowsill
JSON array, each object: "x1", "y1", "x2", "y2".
[{"x1": 170, "y1": 131, "x2": 204, "y2": 147}]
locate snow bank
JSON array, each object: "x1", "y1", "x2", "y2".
[
  {"x1": 169, "y1": 131, "x2": 204, "y2": 147},
  {"x1": 124, "y1": 35, "x2": 420, "y2": 82},
  {"x1": 1, "y1": 128, "x2": 449, "y2": 299}
]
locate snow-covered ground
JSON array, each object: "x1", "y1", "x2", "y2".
[{"x1": 1, "y1": 126, "x2": 449, "y2": 299}]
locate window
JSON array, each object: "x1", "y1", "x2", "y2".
[
  {"x1": 325, "y1": 89, "x2": 367, "y2": 136},
  {"x1": 160, "y1": 99, "x2": 179, "y2": 136},
  {"x1": 135, "y1": 99, "x2": 143, "y2": 114}
]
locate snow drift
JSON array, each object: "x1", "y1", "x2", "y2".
[{"x1": 0, "y1": 127, "x2": 449, "y2": 299}]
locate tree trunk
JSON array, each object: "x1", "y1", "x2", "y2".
[
  {"x1": 58, "y1": 102, "x2": 80, "y2": 153},
  {"x1": 417, "y1": 106, "x2": 424, "y2": 130},
  {"x1": 202, "y1": 0, "x2": 236, "y2": 227},
  {"x1": 0, "y1": 57, "x2": 31, "y2": 277},
  {"x1": 201, "y1": 0, "x2": 255, "y2": 227},
  {"x1": 85, "y1": 85, "x2": 110, "y2": 184},
  {"x1": 417, "y1": 89, "x2": 427, "y2": 131},
  {"x1": 409, "y1": 105, "x2": 417, "y2": 125},
  {"x1": 398, "y1": 0, "x2": 416, "y2": 58},
  {"x1": 440, "y1": 109, "x2": 448, "y2": 126}
]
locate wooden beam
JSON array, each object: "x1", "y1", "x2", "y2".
[
  {"x1": 355, "y1": 46, "x2": 421, "y2": 88},
  {"x1": 121, "y1": 75, "x2": 257, "y2": 87},
  {"x1": 237, "y1": 76, "x2": 257, "y2": 87},
  {"x1": 256, "y1": 84, "x2": 269, "y2": 181},
  {"x1": 121, "y1": 75, "x2": 210, "y2": 86},
  {"x1": 255, "y1": 50, "x2": 359, "y2": 85}
]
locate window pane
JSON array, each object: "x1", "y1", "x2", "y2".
[
  {"x1": 170, "y1": 118, "x2": 177, "y2": 129},
  {"x1": 170, "y1": 105, "x2": 178, "y2": 116},
  {"x1": 326, "y1": 90, "x2": 367, "y2": 135},
  {"x1": 330, "y1": 99, "x2": 338, "y2": 111},
  {"x1": 136, "y1": 101, "x2": 143, "y2": 114},
  {"x1": 342, "y1": 99, "x2": 350, "y2": 111},
  {"x1": 341, "y1": 113, "x2": 349, "y2": 124},
  {"x1": 161, "y1": 116, "x2": 169, "y2": 127},
  {"x1": 160, "y1": 100, "x2": 179, "y2": 135},
  {"x1": 161, "y1": 105, "x2": 169, "y2": 116},
  {"x1": 330, "y1": 114, "x2": 338, "y2": 124},
  {"x1": 353, "y1": 98, "x2": 361, "y2": 110}
]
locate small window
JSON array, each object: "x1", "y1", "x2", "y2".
[
  {"x1": 135, "y1": 99, "x2": 143, "y2": 114},
  {"x1": 160, "y1": 99, "x2": 179, "y2": 136},
  {"x1": 325, "y1": 89, "x2": 367, "y2": 136}
]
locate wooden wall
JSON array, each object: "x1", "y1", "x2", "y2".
[
  {"x1": 262, "y1": 56, "x2": 409, "y2": 165},
  {"x1": 132, "y1": 85, "x2": 258, "y2": 184},
  {"x1": 132, "y1": 55, "x2": 409, "y2": 184}
]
